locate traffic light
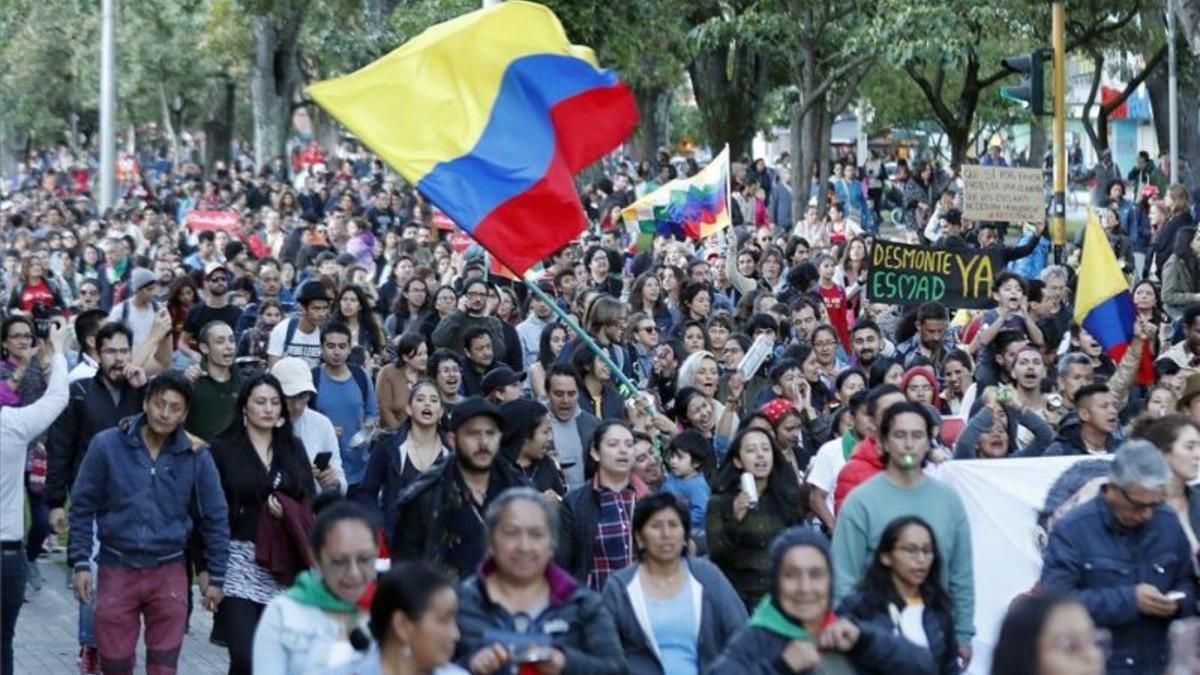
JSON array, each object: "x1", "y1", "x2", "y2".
[{"x1": 1000, "y1": 50, "x2": 1047, "y2": 115}]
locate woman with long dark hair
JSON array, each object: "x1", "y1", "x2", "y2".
[
  {"x1": 333, "y1": 284, "x2": 385, "y2": 367},
  {"x1": 837, "y1": 515, "x2": 959, "y2": 674},
  {"x1": 990, "y1": 593, "x2": 1104, "y2": 675},
  {"x1": 630, "y1": 272, "x2": 673, "y2": 334},
  {"x1": 375, "y1": 332, "x2": 429, "y2": 429},
  {"x1": 1161, "y1": 226, "x2": 1200, "y2": 317},
  {"x1": 208, "y1": 373, "x2": 316, "y2": 675},
  {"x1": 351, "y1": 380, "x2": 449, "y2": 542},
  {"x1": 385, "y1": 276, "x2": 437, "y2": 341},
  {"x1": 706, "y1": 426, "x2": 807, "y2": 609},
  {"x1": 529, "y1": 322, "x2": 567, "y2": 401},
  {"x1": 498, "y1": 398, "x2": 565, "y2": 498}
]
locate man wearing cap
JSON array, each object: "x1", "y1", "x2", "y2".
[
  {"x1": 267, "y1": 280, "x2": 332, "y2": 368},
  {"x1": 482, "y1": 366, "x2": 525, "y2": 405},
  {"x1": 391, "y1": 398, "x2": 529, "y2": 579},
  {"x1": 107, "y1": 267, "x2": 159, "y2": 352},
  {"x1": 272, "y1": 357, "x2": 345, "y2": 493},
  {"x1": 180, "y1": 262, "x2": 243, "y2": 362}
]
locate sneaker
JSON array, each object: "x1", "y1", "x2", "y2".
[
  {"x1": 78, "y1": 646, "x2": 100, "y2": 674},
  {"x1": 25, "y1": 561, "x2": 44, "y2": 592}
]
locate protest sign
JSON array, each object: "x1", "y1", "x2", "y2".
[
  {"x1": 933, "y1": 456, "x2": 1111, "y2": 674},
  {"x1": 866, "y1": 239, "x2": 1002, "y2": 308},
  {"x1": 185, "y1": 210, "x2": 240, "y2": 235},
  {"x1": 961, "y1": 165, "x2": 1045, "y2": 223}
]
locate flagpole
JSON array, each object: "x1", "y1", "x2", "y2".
[{"x1": 521, "y1": 271, "x2": 641, "y2": 401}]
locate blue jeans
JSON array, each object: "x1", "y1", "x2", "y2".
[
  {"x1": 1, "y1": 547, "x2": 27, "y2": 675},
  {"x1": 79, "y1": 524, "x2": 99, "y2": 647}
]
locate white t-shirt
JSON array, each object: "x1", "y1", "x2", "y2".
[
  {"x1": 807, "y1": 436, "x2": 850, "y2": 516},
  {"x1": 109, "y1": 300, "x2": 157, "y2": 351},
  {"x1": 268, "y1": 318, "x2": 322, "y2": 367},
  {"x1": 292, "y1": 407, "x2": 345, "y2": 493}
]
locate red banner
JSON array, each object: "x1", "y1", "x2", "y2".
[
  {"x1": 185, "y1": 210, "x2": 241, "y2": 234},
  {"x1": 448, "y1": 230, "x2": 474, "y2": 253}
]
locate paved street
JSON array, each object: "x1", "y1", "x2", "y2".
[{"x1": 14, "y1": 555, "x2": 228, "y2": 674}]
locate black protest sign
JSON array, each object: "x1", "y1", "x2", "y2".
[{"x1": 866, "y1": 240, "x2": 1002, "y2": 308}]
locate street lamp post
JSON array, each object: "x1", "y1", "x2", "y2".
[
  {"x1": 1168, "y1": 0, "x2": 1179, "y2": 184},
  {"x1": 99, "y1": 0, "x2": 117, "y2": 211}
]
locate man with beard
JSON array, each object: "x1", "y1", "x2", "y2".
[
  {"x1": 545, "y1": 364, "x2": 600, "y2": 489},
  {"x1": 390, "y1": 398, "x2": 529, "y2": 579},
  {"x1": 44, "y1": 322, "x2": 148, "y2": 671},
  {"x1": 1045, "y1": 384, "x2": 1122, "y2": 455},
  {"x1": 184, "y1": 321, "x2": 241, "y2": 442},
  {"x1": 432, "y1": 278, "x2": 507, "y2": 360},
  {"x1": 180, "y1": 262, "x2": 243, "y2": 362},
  {"x1": 849, "y1": 319, "x2": 885, "y2": 371},
  {"x1": 896, "y1": 302, "x2": 955, "y2": 370},
  {"x1": 1010, "y1": 345, "x2": 1049, "y2": 415}
]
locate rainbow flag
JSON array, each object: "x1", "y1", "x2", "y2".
[
  {"x1": 306, "y1": 1, "x2": 637, "y2": 275},
  {"x1": 622, "y1": 146, "x2": 731, "y2": 251},
  {"x1": 1075, "y1": 207, "x2": 1135, "y2": 360}
]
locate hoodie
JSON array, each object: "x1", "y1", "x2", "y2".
[
  {"x1": 1042, "y1": 411, "x2": 1121, "y2": 456},
  {"x1": 834, "y1": 437, "x2": 884, "y2": 514}
]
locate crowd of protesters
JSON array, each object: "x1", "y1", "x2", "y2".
[{"x1": 1, "y1": 136, "x2": 1200, "y2": 675}]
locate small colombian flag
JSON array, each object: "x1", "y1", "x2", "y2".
[
  {"x1": 307, "y1": 1, "x2": 637, "y2": 275},
  {"x1": 1074, "y1": 207, "x2": 1135, "y2": 362}
]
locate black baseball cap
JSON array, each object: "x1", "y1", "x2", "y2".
[
  {"x1": 448, "y1": 397, "x2": 505, "y2": 432},
  {"x1": 481, "y1": 366, "x2": 525, "y2": 395}
]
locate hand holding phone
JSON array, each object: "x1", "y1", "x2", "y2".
[{"x1": 313, "y1": 451, "x2": 333, "y2": 471}]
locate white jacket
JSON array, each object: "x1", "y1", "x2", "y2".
[{"x1": 1, "y1": 353, "x2": 69, "y2": 541}]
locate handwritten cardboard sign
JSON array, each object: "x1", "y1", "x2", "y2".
[
  {"x1": 866, "y1": 239, "x2": 1002, "y2": 308},
  {"x1": 962, "y1": 165, "x2": 1045, "y2": 223}
]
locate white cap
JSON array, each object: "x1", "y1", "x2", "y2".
[{"x1": 271, "y1": 357, "x2": 316, "y2": 397}]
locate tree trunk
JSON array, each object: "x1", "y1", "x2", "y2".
[
  {"x1": 251, "y1": 9, "x2": 304, "y2": 172},
  {"x1": 1179, "y1": 0, "x2": 1200, "y2": 58},
  {"x1": 205, "y1": 77, "x2": 236, "y2": 173},
  {"x1": 816, "y1": 106, "x2": 833, "y2": 210},
  {"x1": 159, "y1": 84, "x2": 180, "y2": 166},
  {"x1": 631, "y1": 85, "x2": 670, "y2": 162},
  {"x1": 687, "y1": 42, "x2": 771, "y2": 161},
  {"x1": 1147, "y1": 51, "x2": 1200, "y2": 190}
]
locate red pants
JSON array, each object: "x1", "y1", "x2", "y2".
[{"x1": 94, "y1": 562, "x2": 187, "y2": 675}]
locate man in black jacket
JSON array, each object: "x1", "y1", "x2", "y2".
[
  {"x1": 44, "y1": 321, "x2": 146, "y2": 670},
  {"x1": 391, "y1": 398, "x2": 529, "y2": 579},
  {"x1": 46, "y1": 322, "x2": 147, "y2": 532}
]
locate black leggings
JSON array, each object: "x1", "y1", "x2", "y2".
[{"x1": 220, "y1": 596, "x2": 265, "y2": 675}]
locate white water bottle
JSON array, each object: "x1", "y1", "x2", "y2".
[{"x1": 740, "y1": 472, "x2": 759, "y2": 508}]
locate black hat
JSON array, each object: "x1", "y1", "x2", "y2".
[
  {"x1": 448, "y1": 397, "x2": 505, "y2": 432},
  {"x1": 297, "y1": 280, "x2": 332, "y2": 304},
  {"x1": 481, "y1": 366, "x2": 525, "y2": 395}
]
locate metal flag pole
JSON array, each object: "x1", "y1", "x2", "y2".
[{"x1": 521, "y1": 271, "x2": 641, "y2": 401}]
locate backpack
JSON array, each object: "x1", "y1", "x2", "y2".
[
  {"x1": 310, "y1": 364, "x2": 370, "y2": 410},
  {"x1": 119, "y1": 298, "x2": 160, "y2": 324}
]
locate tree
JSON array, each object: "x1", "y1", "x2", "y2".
[{"x1": 686, "y1": 1, "x2": 783, "y2": 161}]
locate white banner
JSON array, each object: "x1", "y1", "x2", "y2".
[{"x1": 932, "y1": 456, "x2": 1113, "y2": 674}]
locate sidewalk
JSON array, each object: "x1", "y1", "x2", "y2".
[{"x1": 14, "y1": 555, "x2": 229, "y2": 674}]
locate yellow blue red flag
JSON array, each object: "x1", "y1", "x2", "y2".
[
  {"x1": 306, "y1": 1, "x2": 637, "y2": 275},
  {"x1": 1074, "y1": 207, "x2": 1135, "y2": 358}
]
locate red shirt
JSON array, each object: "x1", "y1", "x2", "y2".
[
  {"x1": 818, "y1": 281, "x2": 851, "y2": 349},
  {"x1": 17, "y1": 279, "x2": 56, "y2": 313}
]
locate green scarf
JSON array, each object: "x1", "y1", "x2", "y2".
[
  {"x1": 286, "y1": 570, "x2": 356, "y2": 613},
  {"x1": 841, "y1": 430, "x2": 857, "y2": 460},
  {"x1": 748, "y1": 595, "x2": 814, "y2": 641}
]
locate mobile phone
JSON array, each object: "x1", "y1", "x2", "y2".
[
  {"x1": 313, "y1": 451, "x2": 333, "y2": 471},
  {"x1": 1166, "y1": 591, "x2": 1186, "y2": 602}
]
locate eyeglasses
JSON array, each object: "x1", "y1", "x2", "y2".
[
  {"x1": 1117, "y1": 485, "x2": 1162, "y2": 511},
  {"x1": 813, "y1": 340, "x2": 838, "y2": 348},
  {"x1": 639, "y1": 325, "x2": 658, "y2": 334},
  {"x1": 894, "y1": 544, "x2": 935, "y2": 559}
]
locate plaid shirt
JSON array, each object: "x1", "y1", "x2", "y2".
[{"x1": 587, "y1": 479, "x2": 636, "y2": 591}]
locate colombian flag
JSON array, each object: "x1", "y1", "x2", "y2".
[
  {"x1": 307, "y1": 1, "x2": 637, "y2": 275},
  {"x1": 1075, "y1": 208, "x2": 1135, "y2": 362}
]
